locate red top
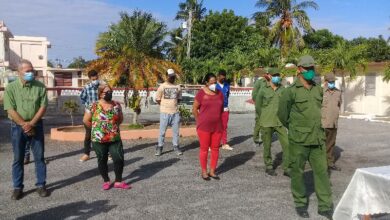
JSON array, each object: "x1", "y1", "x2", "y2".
[{"x1": 195, "y1": 89, "x2": 224, "y2": 132}]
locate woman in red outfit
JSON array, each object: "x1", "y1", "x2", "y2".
[{"x1": 192, "y1": 73, "x2": 224, "y2": 181}]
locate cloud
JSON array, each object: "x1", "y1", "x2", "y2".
[{"x1": 0, "y1": 0, "x2": 179, "y2": 65}]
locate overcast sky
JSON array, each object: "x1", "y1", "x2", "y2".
[{"x1": 1, "y1": 0, "x2": 389, "y2": 66}]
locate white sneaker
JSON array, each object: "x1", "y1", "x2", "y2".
[{"x1": 221, "y1": 144, "x2": 233, "y2": 151}]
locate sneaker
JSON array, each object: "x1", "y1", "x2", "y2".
[
  {"x1": 221, "y1": 144, "x2": 233, "y2": 151},
  {"x1": 155, "y1": 148, "x2": 162, "y2": 156},
  {"x1": 36, "y1": 186, "x2": 49, "y2": 197},
  {"x1": 296, "y1": 207, "x2": 309, "y2": 218},
  {"x1": 11, "y1": 189, "x2": 23, "y2": 200},
  {"x1": 328, "y1": 165, "x2": 341, "y2": 171},
  {"x1": 79, "y1": 154, "x2": 90, "y2": 162},
  {"x1": 24, "y1": 156, "x2": 30, "y2": 165},
  {"x1": 114, "y1": 182, "x2": 131, "y2": 189},
  {"x1": 173, "y1": 146, "x2": 183, "y2": 155},
  {"x1": 265, "y1": 168, "x2": 277, "y2": 176},
  {"x1": 102, "y1": 182, "x2": 111, "y2": 190}
]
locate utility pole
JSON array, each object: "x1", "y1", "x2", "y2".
[{"x1": 186, "y1": 8, "x2": 193, "y2": 58}]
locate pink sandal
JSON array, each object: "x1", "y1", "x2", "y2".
[
  {"x1": 114, "y1": 181, "x2": 131, "y2": 189},
  {"x1": 102, "y1": 182, "x2": 111, "y2": 190}
]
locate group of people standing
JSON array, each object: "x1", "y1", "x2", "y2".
[
  {"x1": 252, "y1": 55, "x2": 342, "y2": 219},
  {"x1": 4, "y1": 55, "x2": 341, "y2": 219}
]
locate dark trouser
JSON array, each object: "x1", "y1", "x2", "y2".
[
  {"x1": 325, "y1": 128, "x2": 337, "y2": 167},
  {"x1": 92, "y1": 141, "x2": 124, "y2": 182},
  {"x1": 84, "y1": 124, "x2": 92, "y2": 155},
  {"x1": 290, "y1": 142, "x2": 333, "y2": 211},
  {"x1": 25, "y1": 140, "x2": 32, "y2": 158},
  {"x1": 11, "y1": 120, "x2": 46, "y2": 189}
]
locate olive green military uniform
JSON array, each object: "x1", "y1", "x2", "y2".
[
  {"x1": 257, "y1": 81, "x2": 289, "y2": 172},
  {"x1": 253, "y1": 78, "x2": 266, "y2": 143},
  {"x1": 278, "y1": 76, "x2": 333, "y2": 212}
]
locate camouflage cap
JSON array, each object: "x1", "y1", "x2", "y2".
[
  {"x1": 325, "y1": 73, "x2": 336, "y2": 81},
  {"x1": 297, "y1": 55, "x2": 315, "y2": 67}
]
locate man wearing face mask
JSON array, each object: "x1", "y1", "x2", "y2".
[
  {"x1": 216, "y1": 69, "x2": 233, "y2": 151},
  {"x1": 256, "y1": 68, "x2": 289, "y2": 177},
  {"x1": 79, "y1": 70, "x2": 100, "y2": 162},
  {"x1": 252, "y1": 68, "x2": 268, "y2": 145},
  {"x1": 3, "y1": 59, "x2": 49, "y2": 200},
  {"x1": 321, "y1": 72, "x2": 342, "y2": 172},
  {"x1": 278, "y1": 55, "x2": 333, "y2": 219},
  {"x1": 155, "y1": 69, "x2": 183, "y2": 156}
]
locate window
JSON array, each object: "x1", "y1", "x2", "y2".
[{"x1": 364, "y1": 73, "x2": 376, "y2": 96}]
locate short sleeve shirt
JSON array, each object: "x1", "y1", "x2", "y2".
[
  {"x1": 155, "y1": 82, "x2": 182, "y2": 114},
  {"x1": 3, "y1": 78, "x2": 48, "y2": 121},
  {"x1": 89, "y1": 101, "x2": 122, "y2": 143},
  {"x1": 195, "y1": 89, "x2": 223, "y2": 132}
]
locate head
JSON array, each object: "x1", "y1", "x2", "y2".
[
  {"x1": 17, "y1": 59, "x2": 35, "y2": 83},
  {"x1": 88, "y1": 70, "x2": 99, "y2": 84},
  {"x1": 203, "y1": 73, "x2": 217, "y2": 92},
  {"x1": 297, "y1": 55, "x2": 316, "y2": 82},
  {"x1": 97, "y1": 84, "x2": 113, "y2": 102},
  {"x1": 217, "y1": 69, "x2": 227, "y2": 83},
  {"x1": 166, "y1": 69, "x2": 176, "y2": 83},
  {"x1": 325, "y1": 73, "x2": 336, "y2": 90},
  {"x1": 269, "y1": 68, "x2": 282, "y2": 86}
]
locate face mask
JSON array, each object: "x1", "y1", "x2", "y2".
[
  {"x1": 328, "y1": 82, "x2": 336, "y2": 89},
  {"x1": 92, "y1": 80, "x2": 99, "y2": 86},
  {"x1": 271, "y1": 76, "x2": 281, "y2": 85},
  {"x1": 103, "y1": 91, "x2": 113, "y2": 101},
  {"x1": 302, "y1": 69, "x2": 315, "y2": 81},
  {"x1": 23, "y1": 71, "x2": 34, "y2": 82},
  {"x1": 208, "y1": 84, "x2": 216, "y2": 92}
]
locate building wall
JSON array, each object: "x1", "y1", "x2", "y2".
[{"x1": 9, "y1": 36, "x2": 50, "y2": 69}]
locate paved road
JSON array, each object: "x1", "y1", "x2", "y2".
[{"x1": 0, "y1": 113, "x2": 389, "y2": 220}]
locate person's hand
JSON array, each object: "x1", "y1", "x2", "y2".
[{"x1": 22, "y1": 122, "x2": 33, "y2": 133}]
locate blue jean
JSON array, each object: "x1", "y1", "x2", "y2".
[
  {"x1": 25, "y1": 140, "x2": 32, "y2": 158},
  {"x1": 11, "y1": 120, "x2": 46, "y2": 189},
  {"x1": 158, "y1": 112, "x2": 180, "y2": 148}
]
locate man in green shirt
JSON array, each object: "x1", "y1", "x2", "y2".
[
  {"x1": 256, "y1": 68, "x2": 289, "y2": 177},
  {"x1": 3, "y1": 59, "x2": 49, "y2": 200},
  {"x1": 278, "y1": 55, "x2": 333, "y2": 219},
  {"x1": 252, "y1": 70, "x2": 267, "y2": 145}
]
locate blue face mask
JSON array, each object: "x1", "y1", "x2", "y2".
[
  {"x1": 328, "y1": 82, "x2": 336, "y2": 89},
  {"x1": 271, "y1": 76, "x2": 281, "y2": 85},
  {"x1": 302, "y1": 69, "x2": 315, "y2": 81},
  {"x1": 23, "y1": 71, "x2": 34, "y2": 82}
]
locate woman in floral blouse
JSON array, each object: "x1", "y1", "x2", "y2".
[{"x1": 83, "y1": 84, "x2": 130, "y2": 190}]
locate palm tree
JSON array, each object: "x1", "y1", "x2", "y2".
[
  {"x1": 87, "y1": 11, "x2": 180, "y2": 124},
  {"x1": 175, "y1": 0, "x2": 207, "y2": 22},
  {"x1": 164, "y1": 28, "x2": 186, "y2": 64},
  {"x1": 253, "y1": 0, "x2": 318, "y2": 61},
  {"x1": 320, "y1": 41, "x2": 367, "y2": 113}
]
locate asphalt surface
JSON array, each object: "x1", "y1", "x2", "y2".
[{"x1": 0, "y1": 113, "x2": 389, "y2": 220}]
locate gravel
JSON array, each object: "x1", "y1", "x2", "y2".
[{"x1": 0, "y1": 113, "x2": 389, "y2": 220}]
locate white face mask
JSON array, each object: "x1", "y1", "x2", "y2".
[
  {"x1": 92, "y1": 80, "x2": 99, "y2": 86},
  {"x1": 208, "y1": 84, "x2": 216, "y2": 92}
]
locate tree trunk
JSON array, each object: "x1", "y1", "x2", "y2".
[
  {"x1": 132, "y1": 112, "x2": 138, "y2": 125},
  {"x1": 70, "y1": 114, "x2": 74, "y2": 126},
  {"x1": 341, "y1": 72, "x2": 346, "y2": 114}
]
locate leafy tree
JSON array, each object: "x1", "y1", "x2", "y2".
[
  {"x1": 47, "y1": 60, "x2": 54, "y2": 68},
  {"x1": 68, "y1": 56, "x2": 89, "y2": 68},
  {"x1": 164, "y1": 28, "x2": 186, "y2": 63},
  {"x1": 63, "y1": 99, "x2": 79, "y2": 126},
  {"x1": 254, "y1": 0, "x2": 319, "y2": 60},
  {"x1": 87, "y1": 10, "x2": 180, "y2": 124},
  {"x1": 303, "y1": 29, "x2": 345, "y2": 49},
  {"x1": 350, "y1": 35, "x2": 390, "y2": 62}
]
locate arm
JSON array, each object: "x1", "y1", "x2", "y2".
[
  {"x1": 83, "y1": 111, "x2": 92, "y2": 128},
  {"x1": 155, "y1": 85, "x2": 163, "y2": 105},
  {"x1": 4, "y1": 86, "x2": 28, "y2": 127},
  {"x1": 192, "y1": 100, "x2": 200, "y2": 120},
  {"x1": 80, "y1": 88, "x2": 87, "y2": 105},
  {"x1": 256, "y1": 89, "x2": 264, "y2": 118},
  {"x1": 252, "y1": 80, "x2": 260, "y2": 101},
  {"x1": 278, "y1": 88, "x2": 292, "y2": 128},
  {"x1": 30, "y1": 88, "x2": 48, "y2": 126}
]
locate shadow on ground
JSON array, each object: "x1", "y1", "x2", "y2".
[
  {"x1": 16, "y1": 200, "x2": 116, "y2": 220},
  {"x1": 229, "y1": 135, "x2": 252, "y2": 146},
  {"x1": 125, "y1": 158, "x2": 180, "y2": 184},
  {"x1": 217, "y1": 151, "x2": 255, "y2": 175}
]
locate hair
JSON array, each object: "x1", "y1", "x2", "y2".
[
  {"x1": 17, "y1": 59, "x2": 33, "y2": 71},
  {"x1": 87, "y1": 70, "x2": 99, "y2": 78},
  {"x1": 97, "y1": 84, "x2": 112, "y2": 99},
  {"x1": 203, "y1": 73, "x2": 216, "y2": 84},
  {"x1": 218, "y1": 69, "x2": 227, "y2": 76}
]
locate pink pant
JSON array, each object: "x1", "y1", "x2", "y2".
[
  {"x1": 221, "y1": 111, "x2": 229, "y2": 145},
  {"x1": 197, "y1": 129, "x2": 222, "y2": 171}
]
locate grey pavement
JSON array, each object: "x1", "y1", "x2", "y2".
[{"x1": 0, "y1": 113, "x2": 389, "y2": 220}]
